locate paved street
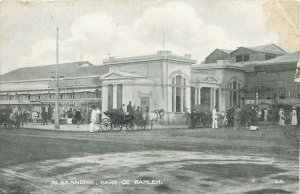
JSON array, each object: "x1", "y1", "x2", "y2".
[{"x1": 0, "y1": 125, "x2": 299, "y2": 194}]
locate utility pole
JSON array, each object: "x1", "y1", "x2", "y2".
[{"x1": 54, "y1": 26, "x2": 60, "y2": 129}]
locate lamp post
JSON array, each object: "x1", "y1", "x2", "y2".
[
  {"x1": 239, "y1": 87, "x2": 246, "y2": 106},
  {"x1": 54, "y1": 26, "x2": 60, "y2": 129}
]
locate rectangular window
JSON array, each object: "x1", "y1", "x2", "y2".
[
  {"x1": 243, "y1": 54, "x2": 250, "y2": 61},
  {"x1": 117, "y1": 84, "x2": 122, "y2": 109},
  {"x1": 265, "y1": 54, "x2": 276, "y2": 60},
  {"x1": 233, "y1": 91, "x2": 237, "y2": 106},
  {"x1": 236, "y1": 55, "x2": 242, "y2": 62},
  {"x1": 108, "y1": 84, "x2": 113, "y2": 110}
]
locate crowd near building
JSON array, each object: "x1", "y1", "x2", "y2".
[{"x1": 0, "y1": 44, "x2": 299, "y2": 124}]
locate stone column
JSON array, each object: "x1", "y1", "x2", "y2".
[
  {"x1": 213, "y1": 88, "x2": 216, "y2": 108},
  {"x1": 198, "y1": 87, "x2": 202, "y2": 105},
  {"x1": 194, "y1": 88, "x2": 197, "y2": 105},
  {"x1": 101, "y1": 85, "x2": 108, "y2": 112},
  {"x1": 186, "y1": 87, "x2": 191, "y2": 111},
  {"x1": 209, "y1": 88, "x2": 213, "y2": 109}
]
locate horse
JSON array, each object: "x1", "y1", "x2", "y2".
[
  {"x1": 0, "y1": 109, "x2": 12, "y2": 129},
  {"x1": 6, "y1": 112, "x2": 21, "y2": 129},
  {"x1": 144, "y1": 109, "x2": 165, "y2": 130}
]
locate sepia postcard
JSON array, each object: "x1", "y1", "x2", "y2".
[{"x1": 0, "y1": 0, "x2": 299, "y2": 193}]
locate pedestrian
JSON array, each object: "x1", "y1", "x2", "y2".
[
  {"x1": 32, "y1": 111, "x2": 38, "y2": 125},
  {"x1": 89, "y1": 106, "x2": 98, "y2": 132},
  {"x1": 264, "y1": 108, "x2": 268, "y2": 122},
  {"x1": 127, "y1": 101, "x2": 134, "y2": 115},
  {"x1": 95, "y1": 107, "x2": 101, "y2": 123},
  {"x1": 66, "y1": 108, "x2": 73, "y2": 125},
  {"x1": 234, "y1": 105, "x2": 242, "y2": 129},
  {"x1": 74, "y1": 108, "x2": 82, "y2": 128},
  {"x1": 212, "y1": 105, "x2": 218, "y2": 129},
  {"x1": 226, "y1": 107, "x2": 234, "y2": 128},
  {"x1": 261, "y1": 108, "x2": 265, "y2": 121},
  {"x1": 291, "y1": 107, "x2": 297, "y2": 127},
  {"x1": 257, "y1": 109, "x2": 262, "y2": 121},
  {"x1": 190, "y1": 108, "x2": 196, "y2": 129},
  {"x1": 278, "y1": 108, "x2": 285, "y2": 126},
  {"x1": 122, "y1": 104, "x2": 126, "y2": 113},
  {"x1": 184, "y1": 108, "x2": 191, "y2": 127},
  {"x1": 20, "y1": 109, "x2": 27, "y2": 127},
  {"x1": 223, "y1": 111, "x2": 228, "y2": 127},
  {"x1": 41, "y1": 107, "x2": 48, "y2": 125},
  {"x1": 296, "y1": 107, "x2": 300, "y2": 127}
]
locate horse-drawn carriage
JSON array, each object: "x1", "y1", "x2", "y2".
[
  {"x1": 99, "y1": 109, "x2": 135, "y2": 132},
  {"x1": 98, "y1": 109, "x2": 164, "y2": 132}
]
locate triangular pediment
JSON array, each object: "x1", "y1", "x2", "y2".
[
  {"x1": 105, "y1": 73, "x2": 123, "y2": 79},
  {"x1": 101, "y1": 71, "x2": 144, "y2": 80}
]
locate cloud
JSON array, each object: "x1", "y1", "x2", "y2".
[{"x1": 11, "y1": 1, "x2": 279, "y2": 73}]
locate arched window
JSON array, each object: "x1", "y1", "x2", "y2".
[
  {"x1": 229, "y1": 80, "x2": 241, "y2": 107},
  {"x1": 172, "y1": 75, "x2": 187, "y2": 112}
]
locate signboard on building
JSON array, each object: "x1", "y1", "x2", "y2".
[{"x1": 49, "y1": 77, "x2": 99, "y2": 88}]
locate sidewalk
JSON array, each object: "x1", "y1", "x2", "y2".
[{"x1": 22, "y1": 123, "x2": 188, "y2": 132}]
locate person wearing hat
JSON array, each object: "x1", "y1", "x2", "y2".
[
  {"x1": 278, "y1": 108, "x2": 285, "y2": 126},
  {"x1": 291, "y1": 107, "x2": 298, "y2": 126}
]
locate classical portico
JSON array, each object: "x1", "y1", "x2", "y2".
[{"x1": 191, "y1": 75, "x2": 222, "y2": 111}]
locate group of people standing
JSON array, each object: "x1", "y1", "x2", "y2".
[
  {"x1": 278, "y1": 107, "x2": 298, "y2": 127},
  {"x1": 65, "y1": 107, "x2": 83, "y2": 128},
  {"x1": 184, "y1": 104, "x2": 299, "y2": 130}
]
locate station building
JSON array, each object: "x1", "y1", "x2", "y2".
[{"x1": 0, "y1": 44, "x2": 299, "y2": 123}]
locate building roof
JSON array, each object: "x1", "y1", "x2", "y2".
[
  {"x1": 0, "y1": 61, "x2": 109, "y2": 82},
  {"x1": 219, "y1": 49, "x2": 233, "y2": 54},
  {"x1": 204, "y1": 49, "x2": 232, "y2": 61},
  {"x1": 254, "y1": 51, "x2": 300, "y2": 66},
  {"x1": 231, "y1": 44, "x2": 286, "y2": 55}
]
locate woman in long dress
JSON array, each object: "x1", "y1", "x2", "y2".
[
  {"x1": 291, "y1": 107, "x2": 298, "y2": 126},
  {"x1": 278, "y1": 108, "x2": 285, "y2": 126}
]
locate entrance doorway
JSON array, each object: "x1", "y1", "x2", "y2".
[{"x1": 141, "y1": 97, "x2": 150, "y2": 113}]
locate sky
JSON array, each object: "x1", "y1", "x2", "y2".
[{"x1": 0, "y1": 0, "x2": 299, "y2": 75}]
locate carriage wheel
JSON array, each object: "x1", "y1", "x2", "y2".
[
  {"x1": 126, "y1": 121, "x2": 134, "y2": 131},
  {"x1": 112, "y1": 124, "x2": 123, "y2": 132},
  {"x1": 100, "y1": 118, "x2": 111, "y2": 132}
]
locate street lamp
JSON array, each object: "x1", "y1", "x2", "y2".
[
  {"x1": 54, "y1": 27, "x2": 60, "y2": 129},
  {"x1": 239, "y1": 87, "x2": 246, "y2": 106}
]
